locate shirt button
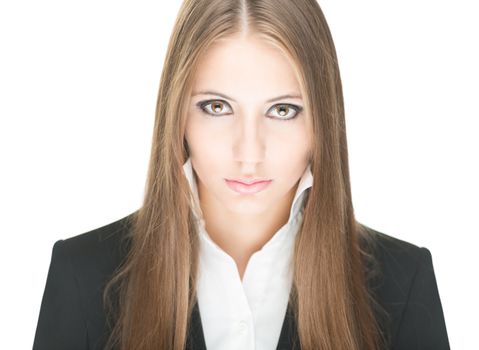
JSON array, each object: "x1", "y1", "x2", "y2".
[{"x1": 238, "y1": 320, "x2": 248, "y2": 334}]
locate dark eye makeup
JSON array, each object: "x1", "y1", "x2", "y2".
[{"x1": 195, "y1": 99, "x2": 303, "y2": 122}]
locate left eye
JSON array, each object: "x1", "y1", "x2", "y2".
[
  {"x1": 268, "y1": 104, "x2": 303, "y2": 120},
  {"x1": 197, "y1": 100, "x2": 303, "y2": 121}
]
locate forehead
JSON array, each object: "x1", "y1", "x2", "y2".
[{"x1": 191, "y1": 35, "x2": 302, "y2": 101}]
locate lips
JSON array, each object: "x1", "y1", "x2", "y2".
[
  {"x1": 225, "y1": 179, "x2": 273, "y2": 194},
  {"x1": 226, "y1": 178, "x2": 270, "y2": 185}
]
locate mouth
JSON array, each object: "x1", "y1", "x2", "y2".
[
  {"x1": 224, "y1": 179, "x2": 273, "y2": 194},
  {"x1": 226, "y1": 177, "x2": 271, "y2": 185}
]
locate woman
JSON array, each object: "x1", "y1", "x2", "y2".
[{"x1": 33, "y1": 0, "x2": 450, "y2": 349}]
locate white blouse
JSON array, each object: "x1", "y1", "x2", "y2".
[{"x1": 182, "y1": 158, "x2": 313, "y2": 350}]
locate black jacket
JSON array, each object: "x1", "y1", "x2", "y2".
[{"x1": 33, "y1": 212, "x2": 450, "y2": 349}]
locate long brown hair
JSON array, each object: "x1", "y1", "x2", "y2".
[{"x1": 103, "y1": 0, "x2": 388, "y2": 349}]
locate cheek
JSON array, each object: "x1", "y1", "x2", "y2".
[
  {"x1": 272, "y1": 125, "x2": 311, "y2": 162},
  {"x1": 185, "y1": 118, "x2": 226, "y2": 159},
  {"x1": 185, "y1": 117, "x2": 207, "y2": 150}
]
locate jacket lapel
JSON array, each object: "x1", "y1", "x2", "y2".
[{"x1": 276, "y1": 302, "x2": 301, "y2": 350}]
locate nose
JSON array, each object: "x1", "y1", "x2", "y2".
[{"x1": 232, "y1": 113, "x2": 266, "y2": 166}]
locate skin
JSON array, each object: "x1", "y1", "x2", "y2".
[{"x1": 185, "y1": 33, "x2": 312, "y2": 280}]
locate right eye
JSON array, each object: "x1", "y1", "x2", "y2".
[{"x1": 196, "y1": 99, "x2": 233, "y2": 116}]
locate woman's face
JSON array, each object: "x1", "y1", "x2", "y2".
[{"x1": 185, "y1": 34, "x2": 312, "y2": 218}]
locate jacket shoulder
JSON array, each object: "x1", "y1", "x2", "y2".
[
  {"x1": 360, "y1": 225, "x2": 426, "y2": 299},
  {"x1": 365, "y1": 225, "x2": 424, "y2": 259},
  {"x1": 362, "y1": 224, "x2": 427, "y2": 302},
  {"x1": 360, "y1": 225, "x2": 450, "y2": 349},
  {"x1": 33, "y1": 212, "x2": 136, "y2": 350},
  {"x1": 59, "y1": 212, "x2": 135, "y2": 269}
]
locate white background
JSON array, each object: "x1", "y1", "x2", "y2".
[{"x1": 1, "y1": 1, "x2": 477, "y2": 349}]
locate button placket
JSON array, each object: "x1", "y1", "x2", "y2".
[{"x1": 238, "y1": 319, "x2": 249, "y2": 334}]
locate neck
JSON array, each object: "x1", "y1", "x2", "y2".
[{"x1": 198, "y1": 180, "x2": 298, "y2": 277}]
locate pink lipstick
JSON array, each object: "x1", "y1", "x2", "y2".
[{"x1": 225, "y1": 179, "x2": 272, "y2": 194}]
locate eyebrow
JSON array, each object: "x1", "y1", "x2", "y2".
[{"x1": 192, "y1": 90, "x2": 302, "y2": 103}]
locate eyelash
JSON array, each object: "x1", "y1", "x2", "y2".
[{"x1": 195, "y1": 99, "x2": 303, "y2": 122}]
